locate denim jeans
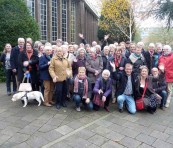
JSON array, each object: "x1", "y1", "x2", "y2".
[
  {"x1": 158, "y1": 90, "x2": 167, "y2": 107},
  {"x1": 117, "y1": 94, "x2": 136, "y2": 114},
  {"x1": 5, "y1": 69, "x2": 17, "y2": 93},
  {"x1": 73, "y1": 94, "x2": 93, "y2": 110},
  {"x1": 55, "y1": 81, "x2": 67, "y2": 105}
]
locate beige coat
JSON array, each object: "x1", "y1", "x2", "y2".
[{"x1": 49, "y1": 55, "x2": 72, "y2": 82}]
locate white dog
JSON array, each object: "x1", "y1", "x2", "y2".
[{"x1": 12, "y1": 91, "x2": 44, "y2": 107}]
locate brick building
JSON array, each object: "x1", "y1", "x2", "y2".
[{"x1": 25, "y1": 0, "x2": 99, "y2": 44}]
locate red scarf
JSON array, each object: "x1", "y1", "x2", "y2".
[
  {"x1": 114, "y1": 55, "x2": 122, "y2": 67},
  {"x1": 26, "y1": 49, "x2": 33, "y2": 71},
  {"x1": 74, "y1": 75, "x2": 88, "y2": 98}
]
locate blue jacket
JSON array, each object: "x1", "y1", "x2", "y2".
[{"x1": 39, "y1": 55, "x2": 52, "y2": 80}]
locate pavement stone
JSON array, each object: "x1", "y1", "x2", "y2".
[
  {"x1": 135, "y1": 133, "x2": 156, "y2": 145},
  {"x1": 0, "y1": 83, "x2": 172, "y2": 148},
  {"x1": 119, "y1": 137, "x2": 141, "y2": 148},
  {"x1": 150, "y1": 130, "x2": 170, "y2": 141},
  {"x1": 152, "y1": 139, "x2": 173, "y2": 148},
  {"x1": 88, "y1": 135, "x2": 109, "y2": 146},
  {"x1": 101, "y1": 140, "x2": 124, "y2": 148}
]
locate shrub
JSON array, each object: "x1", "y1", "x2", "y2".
[{"x1": 0, "y1": 0, "x2": 40, "y2": 51}]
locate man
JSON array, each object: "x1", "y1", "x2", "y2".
[
  {"x1": 110, "y1": 63, "x2": 136, "y2": 114},
  {"x1": 10, "y1": 38, "x2": 25, "y2": 87},
  {"x1": 56, "y1": 39, "x2": 63, "y2": 47},
  {"x1": 152, "y1": 67, "x2": 167, "y2": 110}
]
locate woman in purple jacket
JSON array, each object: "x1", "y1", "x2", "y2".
[{"x1": 93, "y1": 70, "x2": 112, "y2": 112}]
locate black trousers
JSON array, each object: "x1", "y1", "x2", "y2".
[{"x1": 55, "y1": 81, "x2": 67, "y2": 105}]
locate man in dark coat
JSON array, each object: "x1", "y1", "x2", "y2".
[{"x1": 111, "y1": 63, "x2": 136, "y2": 114}]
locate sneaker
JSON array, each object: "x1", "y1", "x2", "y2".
[
  {"x1": 76, "y1": 107, "x2": 81, "y2": 112},
  {"x1": 44, "y1": 103, "x2": 52, "y2": 107},
  {"x1": 56, "y1": 104, "x2": 61, "y2": 110},
  {"x1": 104, "y1": 106, "x2": 110, "y2": 112}
]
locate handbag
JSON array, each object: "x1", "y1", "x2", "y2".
[
  {"x1": 93, "y1": 93, "x2": 104, "y2": 107},
  {"x1": 18, "y1": 73, "x2": 32, "y2": 92},
  {"x1": 135, "y1": 82, "x2": 148, "y2": 110}
]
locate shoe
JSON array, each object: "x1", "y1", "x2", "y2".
[
  {"x1": 119, "y1": 109, "x2": 123, "y2": 113},
  {"x1": 7, "y1": 92, "x2": 11, "y2": 96},
  {"x1": 104, "y1": 106, "x2": 110, "y2": 112},
  {"x1": 76, "y1": 107, "x2": 81, "y2": 112},
  {"x1": 56, "y1": 104, "x2": 61, "y2": 110},
  {"x1": 62, "y1": 102, "x2": 67, "y2": 107},
  {"x1": 165, "y1": 103, "x2": 169, "y2": 108},
  {"x1": 44, "y1": 103, "x2": 52, "y2": 107},
  {"x1": 160, "y1": 106, "x2": 165, "y2": 111},
  {"x1": 49, "y1": 101, "x2": 55, "y2": 105},
  {"x1": 112, "y1": 98, "x2": 116, "y2": 104}
]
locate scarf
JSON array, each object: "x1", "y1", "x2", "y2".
[
  {"x1": 74, "y1": 75, "x2": 88, "y2": 98},
  {"x1": 114, "y1": 55, "x2": 122, "y2": 67},
  {"x1": 129, "y1": 53, "x2": 142, "y2": 64},
  {"x1": 149, "y1": 50, "x2": 154, "y2": 57}
]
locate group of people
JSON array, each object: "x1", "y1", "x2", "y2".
[{"x1": 0, "y1": 34, "x2": 173, "y2": 114}]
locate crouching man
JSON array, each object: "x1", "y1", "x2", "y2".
[
  {"x1": 110, "y1": 63, "x2": 136, "y2": 114},
  {"x1": 72, "y1": 67, "x2": 93, "y2": 112}
]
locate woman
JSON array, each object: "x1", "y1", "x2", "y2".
[
  {"x1": 93, "y1": 70, "x2": 112, "y2": 112},
  {"x1": 158, "y1": 45, "x2": 173, "y2": 108},
  {"x1": 18, "y1": 41, "x2": 39, "y2": 91},
  {"x1": 72, "y1": 48, "x2": 87, "y2": 76},
  {"x1": 39, "y1": 45, "x2": 54, "y2": 107},
  {"x1": 72, "y1": 67, "x2": 93, "y2": 112},
  {"x1": 107, "y1": 46, "x2": 127, "y2": 103},
  {"x1": 49, "y1": 47, "x2": 72, "y2": 109},
  {"x1": 0, "y1": 43, "x2": 17, "y2": 95},
  {"x1": 128, "y1": 44, "x2": 146, "y2": 76},
  {"x1": 86, "y1": 47, "x2": 103, "y2": 98},
  {"x1": 135, "y1": 66, "x2": 161, "y2": 114}
]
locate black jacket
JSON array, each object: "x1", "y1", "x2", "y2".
[
  {"x1": 10, "y1": 46, "x2": 20, "y2": 70},
  {"x1": 113, "y1": 71, "x2": 136, "y2": 97},
  {"x1": 18, "y1": 50, "x2": 39, "y2": 83}
]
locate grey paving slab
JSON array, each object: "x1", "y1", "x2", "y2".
[
  {"x1": 88, "y1": 134, "x2": 109, "y2": 146},
  {"x1": 150, "y1": 130, "x2": 170, "y2": 141},
  {"x1": 38, "y1": 124, "x2": 57, "y2": 133},
  {"x1": 120, "y1": 127, "x2": 140, "y2": 138},
  {"x1": 136, "y1": 133, "x2": 156, "y2": 145},
  {"x1": 1, "y1": 126, "x2": 21, "y2": 136},
  {"x1": 7, "y1": 133, "x2": 30, "y2": 144},
  {"x1": 18, "y1": 125, "x2": 40, "y2": 135},
  {"x1": 152, "y1": 139, "x2": 173, "y2": 148},
  {"x1": 165, "y1": 127, "x2": 173, "y2": 135},
  {"x1": 119, "y1": 137, "x2": 141, "y2": 148},
  {"x1": 55, "y1": 125, "x2": 74, "y2": 135},
  {"x1": 166, "y1": 135, "x2": 173, "y2": 145},
  {"x1": 67, "y1": 120, "x2": 85, "y2": 130},
  {"x1": 50, "y1": 141, "x2": 72, "y2": 148},
  {"x1": 26, "y1": 135, "x2": 50, "y2": 148},
  {"x1": 137, "y1": 143, "x2": 154, "y2": 148},
  {"x1": 0, "y1": 134, "x2": 11, "y2": 145},
  {"x1": 13, "y1": 142, "x2": 31, "y2": 148},
  {"x1": 107, "y1": 123, "x2": 125, "y2": 133},
  {"x1": 91, "y1": 126, "x2": 112, "y2": 136},
  {"x1": 74, "y1": 129, "x2": 95, "y2": 140},
  {"x1": 105, "y1": 131, "x2": 125, "y2": 142},
  {"x1": 150, "y1": 123, "x2": 167, "y2": 132},
  {"x1": 101, "y1": 140, "x2": 124, "y2": 148}
]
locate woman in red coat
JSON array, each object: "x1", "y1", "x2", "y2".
[{"x1": 158, "y1": 45, "x2": 173, "y2": 108}]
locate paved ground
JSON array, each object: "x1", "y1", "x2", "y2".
[{"x1": 0, "y1": 83, "x2": 173, "y2": 148}]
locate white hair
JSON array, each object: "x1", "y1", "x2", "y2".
[
  {"x1": 102, "y1": 69, "x2": 110, "y2": 77},
  {"x1": 163, "y1": 45, "x2": 172, "y2": 52},
  {"x1": 137, "y1": 42, "x2": 144, "y2": 48},
  {"x1": 44, "y1": 45, "x2": 52, "y2": 51},
  {"x1": 95, "y1": 45, "x2": 101, "y2": 50},
  {"x1": 61, "y1": 45, "x2": 68, "y2": 49},
  {"x1": 90, "y1": 47, "x2": 96, "y2": 54},
  {"x1": 77, "y1": 48, "x2": 86, "y2": 54},
  {"x1": 18, "y1": 38, "x2": 25, "y2": 43},
  {"x1": 104, "y1": 46, "x2": 110, "y2": 51},
  {"x1": 45, "y1": 42, "x2": 52, "y2": 46},
  {"x1": 149, "y1": 43, "x2": 155, "y2": 47}
]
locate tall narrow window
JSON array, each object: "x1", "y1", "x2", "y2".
[
  {"x1": 26, "y1": 0, "x2": 35, "y2": 18},
  {"x1": 52, "y1": 0, "x2": 58, "y2": 41},
  {"x1": 62, "y1": 0, "x2": 67, "y2": 41},
  {"x1": 71, "y1": 0, "x2": 76, "y2": 42},
  {"x1": 40, "y1": 0, "x2": 47, "y2": 40}
]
